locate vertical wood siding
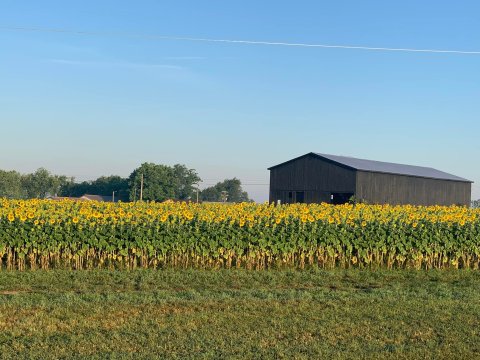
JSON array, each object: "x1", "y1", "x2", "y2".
[
  {"x1": 269, "y1": 154, "x2": 356, "y2": 204},
  {"x1": 356, "y1": 171, "x2": 471, "y2": 206},
  {"x1": 269, "y1": 155, "x2": 472, "y2": 206}
]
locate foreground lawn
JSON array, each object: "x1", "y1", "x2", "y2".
[{"x1": 0, "y1": 270, "x2": 479, "y2": 359}]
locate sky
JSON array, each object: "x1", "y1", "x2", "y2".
[{"x1": 1, "y1": 1, "x2": 479, "y2": 202}]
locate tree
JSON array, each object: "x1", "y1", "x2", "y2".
[
  {"x1": 173, "y1": 164, "x2": 201, "y2": 200},
  {"x1": 92, "y1": 176, "x2": 129, "y2": 201},
  {"x1": 200, "y1": 178, "x2": 251, "y2": 203},
  {"x1": 60, "y1": 175, "x2": 129, "y2": 201},
  {"x1": 129, "y1": 163, "x2": 176, "y2": 202},
  {"x1": 51, "y1": 175, "x2": 71, "y2": 197},
  {"x1": 21, "y1": 168, "x2": 70, "y2": 199},
  {"x1": 60, "y1": 180, "x2": 91, "y2": 198},
  {"x1": 0, "y1": 170, "x2": 24, "y2": 199},
  {"x1": 128, "y1": 163, "x2": 202, "y2": 202}
]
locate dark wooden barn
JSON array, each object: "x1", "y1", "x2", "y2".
[{"x1": 268, "y1": 153, "x2": 472, "y2": 206}]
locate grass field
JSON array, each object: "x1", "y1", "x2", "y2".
[{"x1": 0, "y1": 269, "x2": 479, "y2": 359}]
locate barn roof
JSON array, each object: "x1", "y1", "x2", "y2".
[
  {"x1": 268, "y1": 153, "x2": 472, "y2": 183},
  {"x1": 80, "y1": 194, "x2": 115, "y2": 202}
]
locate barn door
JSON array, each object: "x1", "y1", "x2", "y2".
[
  {"x1": 295, "y1": 191, "x2": 305, "y2": 203},
  {"x1": 330, "y1": 192, "x2": 353, "y2": 205}
]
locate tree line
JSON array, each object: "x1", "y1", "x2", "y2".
[{"x1": 0, "y1": 163, "x2": 252, "y2": 203}]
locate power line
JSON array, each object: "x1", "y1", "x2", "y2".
[{"x1": 2, "y1": 26, "x2": 480, "y2": 55}]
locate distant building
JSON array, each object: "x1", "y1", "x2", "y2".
[
  {"x1": 47, "y1": 194, "x2": 117, "y2": 202},
  {"x1": 47, "y1": 196, "x2": 76, "y2": 201},
  {"x1": 80, "y1": 194, "x2": 115, "y2": 202},
  {"x1": 268, "y1": 153, "x2": 472, "y2": 206}
]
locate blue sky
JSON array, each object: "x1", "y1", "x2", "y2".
[{"x1": 1, "y1": 1, "x2": 479, "y2": 202}]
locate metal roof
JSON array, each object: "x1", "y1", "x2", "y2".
[
  {"x1": 268, "y1": 153, "x2": 472, "y2": 182},
  {"x1": 80, "y1": 194, "x2": 115, "y2": 202}
]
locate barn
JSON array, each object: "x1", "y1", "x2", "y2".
[{"x1": 268, "y1": 153, "x2": 472, "y2": 206}]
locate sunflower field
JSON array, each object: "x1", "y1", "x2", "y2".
[{"x1": 0, "y1": 198, "x2": 479, "y2": 270}]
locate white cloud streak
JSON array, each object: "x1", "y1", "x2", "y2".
[
  {"x1": 3, "y1": 26, "x2": 480, "y2": 55},
  {"x1": 48, "y1": 59, "x2": 185, "y2": 70},
  {"x1": 162, "y1": 56, "x2": 206, "y2": 60}
]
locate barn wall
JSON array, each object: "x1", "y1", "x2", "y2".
[
  {"x1": 269, "y1": 155, "x2": 356, "y2": 204},
  {"x1": 356, "y1": 171, "x2": 472, "y2": 206}
]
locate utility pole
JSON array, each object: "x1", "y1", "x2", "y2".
[
  {"x1": 139, "y1": 173, "x2": 144, "y2": 202},
  {"x1": 221, "y1": 190, "x2": 228, "y2": 203},
  {"x1": 196, "y1": 187, "x2": 199, "y2": 203},
  {"x1": 112, "y1": 191, "x2": 115, "y2": 203}
]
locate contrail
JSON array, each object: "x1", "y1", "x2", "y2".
[{"x1": 2, "y1": 26, "x2": 480, "y2": 55}]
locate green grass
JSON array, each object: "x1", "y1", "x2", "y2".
[{"x1": 0, "y1": 269, "x2": 479, "y2": 359}]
